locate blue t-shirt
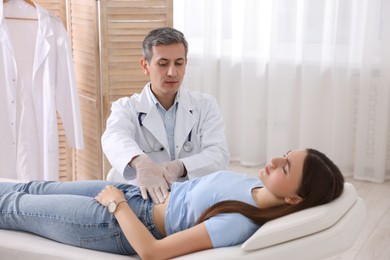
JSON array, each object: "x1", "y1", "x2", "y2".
[{"x1": 165, "y1": 171, "x2": 262, "y2": 248}]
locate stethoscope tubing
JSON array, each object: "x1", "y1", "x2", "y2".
[{"x1": 137, "y1": 112, "x2": 193, "y2": 153}]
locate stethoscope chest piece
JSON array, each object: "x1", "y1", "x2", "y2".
[{"x1": 183, "y1": 140, "x2": 193, "y2": 152}]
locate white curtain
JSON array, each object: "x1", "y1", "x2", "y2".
[{"x1": 174, "y1": 0, "x2": 390, "y2": 183}]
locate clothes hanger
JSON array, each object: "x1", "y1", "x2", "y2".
[
  {"x1": 3, "y1": 0, "x2": 38, "y2": 21},
  {"x1": 4, "y1": 0, "x2": 35, "y2": 6}
]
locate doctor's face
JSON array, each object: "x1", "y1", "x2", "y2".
[{"x1": 141, "y1": 43, "x2": 187, "y2": 101}]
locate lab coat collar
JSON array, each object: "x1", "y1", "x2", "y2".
[
  {"x1": 136, "y1": 83, "x2": 156, "y2": 113},
  {"x1": 36, "y1": 3, "x2": 53, "y2": 37},
  {"x1": 136, "y1": 83, "x2": 196, "y2": 132},
  {"x1": 176, "y1": 87, "x2": 196, "y2": 112},
  {"x1": 136, "y1": 83, "x2": 196, "y2": 156},
  {"x1": 147, "y1": 83, "x2": 179, "y2": 112},
  {"x1": 136, "y1": 82, "x2": 196, "y2": 112},
  {"x1": 33, "y1": 3, "x2": 52, "y2": 76},
  {"x1": 135, "y1": 83, "x2": 169, "y2": 148}
]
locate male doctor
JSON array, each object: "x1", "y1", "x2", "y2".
[{"x1": 101, "y1": 27, "x2": 230, "y2": 204}]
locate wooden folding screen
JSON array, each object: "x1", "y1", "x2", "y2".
[
  {"x1": 34, "y1": 0, "x2": 173, "y2": 181},
  {"x1": 66, "y1": 0, "x2": 102, "y2": 180}
]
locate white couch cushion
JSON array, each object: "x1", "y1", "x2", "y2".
[
  {"x1": 0, "y1": 178, "x2": 358, "y2": 256},
  {"x1": 241, "y1": 182, "x2": 357, "y2": 251}
]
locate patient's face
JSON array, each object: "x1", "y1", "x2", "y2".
[{"x1": 259, "y1": 149, "x2": 307, "y2": 200}]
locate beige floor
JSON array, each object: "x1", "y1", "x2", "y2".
[{"x1": 228, "y1": 162, "x2": 390, "y2": 260}]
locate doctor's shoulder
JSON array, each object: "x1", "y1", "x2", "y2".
[
  {"x1": 186, "y1": 89, "x2": 219, "y2": 108},
  {"x1": 111, "y1": 96, "x2": 133, "y2": 107},
  {"x1": 110, "y1": 96, "x2": 136, "y2": 114}
]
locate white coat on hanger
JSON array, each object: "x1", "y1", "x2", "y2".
[{"x1": 0, "y1": 1, "x2": 84, "y2": 181}]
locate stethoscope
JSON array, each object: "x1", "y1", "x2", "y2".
[{"x1": 138, "y1": 112, "x2": 194, "y2": 153}]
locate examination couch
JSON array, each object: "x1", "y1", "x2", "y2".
[{"x1": 0, "y1": 178, "x2": 366, "y2": 260}]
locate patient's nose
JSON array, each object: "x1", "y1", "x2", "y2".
[{"x1": 270, "y1": 157, "x2": 286, "y2": 168}]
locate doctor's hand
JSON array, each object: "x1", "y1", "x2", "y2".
[
  {"x1": 131, "y1": 155, "x2": 169, "y2": 204},
  {"x1": 161, "y1": 160, "x2": 186, "y2": 188}
]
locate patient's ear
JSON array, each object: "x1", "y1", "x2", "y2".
[{"x1": 285, "y1": 195, "x2": 303, "y2": 205}]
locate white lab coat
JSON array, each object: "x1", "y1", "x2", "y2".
[
  {"x1": 102, "y1": 83, "x2": 230, "y2": 182},
  {"x1": 0, "y1": 2, "x2": 84, "y2": 180}
]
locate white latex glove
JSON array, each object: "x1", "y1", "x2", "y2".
[
  {"x1": 161, "y1": 160, "x2": 186, "y2": 187},
  {"x1": 131, "y1": 155, "x2": 169, "y2": 204}
]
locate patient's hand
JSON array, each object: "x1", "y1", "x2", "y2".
[{"x1": 95, "y1": 185, "x2": 125, "y2": 207}]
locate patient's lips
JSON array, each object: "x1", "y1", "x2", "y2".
[
  {"x1": 259, "y1": 166, "x2": 270, "y2": 179},
  {"x1": 265, "y1": 166, "x2": 270, "y2": 175}
]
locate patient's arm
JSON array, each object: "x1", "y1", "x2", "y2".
[
  {"x1": 96, "y1": 185, "x2": 213, "y2": 259},
  {"x1": 118, "y1": 204, "x2": 212, "y2": 259}
]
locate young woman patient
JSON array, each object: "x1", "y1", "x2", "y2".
[{"x1": 0, "y1": 148, "x2": 344, "y2": 259}]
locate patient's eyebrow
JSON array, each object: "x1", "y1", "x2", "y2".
[
  {"x1": 286, "y1": 157, "x2": 291, "y2": 172},
  {"x1": 285, "y1": 150, "x2": 292, "y2": 171}
]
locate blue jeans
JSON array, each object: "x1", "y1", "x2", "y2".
[{"x1": 0, "y1": 180, "x2": 164, "y2": 255}]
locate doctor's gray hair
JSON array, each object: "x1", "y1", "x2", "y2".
[{"x1": 142, "y1": 27, "x2": 188, "y2": 62}]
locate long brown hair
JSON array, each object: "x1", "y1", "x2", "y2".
[{"x1": 196, "y1": 148, "x2": 345, "y2": 225}]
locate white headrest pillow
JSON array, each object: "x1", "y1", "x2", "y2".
[{"x1": 241, "y1": 182, "x2": 357, "y2": 251}]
